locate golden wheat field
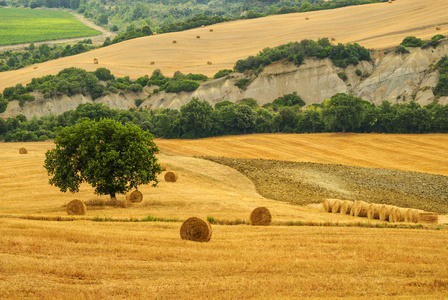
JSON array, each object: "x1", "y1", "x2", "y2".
[
  {"x1": 1, "y1": 134, "x2": 448, "y2": 299},
  {"x1": 1, "y1": 0, "x2": 448, "y2": 91}
]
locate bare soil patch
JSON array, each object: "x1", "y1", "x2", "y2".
[{"x1": 202, "y1": 156, "x2": 448, "y2": 214}]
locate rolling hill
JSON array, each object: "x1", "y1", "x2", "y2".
[{"x1": 0, "y1": 0, "x2": 447, "y2": 92}]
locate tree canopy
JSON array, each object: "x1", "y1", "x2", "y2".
[{"x1": 44, "y1": 118, "x2": 161, "y2": 200}]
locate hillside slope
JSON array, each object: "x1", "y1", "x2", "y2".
[
  {"x1": 2, "y1": 39, "x2": 448, "y2": 119},
  {"x1": 0, "y1": 0, "x2": 447, "y2": 92},
  {"x1": 156, "y1": 133, "x2": 448, "y2": 176}
]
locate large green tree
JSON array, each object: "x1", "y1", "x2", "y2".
[
  {"x1": 321, "y1": 93, "x2": 365, "y2": 133},
  {"x1": 178, "y1": 97, "x2": 213, "y2": 138},
  {"x1": 44, "y1": 118, "x2": 161, "y2": 200}
]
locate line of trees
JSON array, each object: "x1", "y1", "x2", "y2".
[
  {"x1": 0, "y1": 40, "x2": 94, "y2": 73},
  {"x1": 234, "y1": 38, "x2": 370, "y2": 73},
  {"x1": 3, "y1": 93, "x2": 448, "y2": 142},
  {"x1": 0, "y1": 68, "x2": 207, "y2": 110}
]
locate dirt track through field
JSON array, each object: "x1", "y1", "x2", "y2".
[{"x1": 1, "y1": 0, "x2": 447, "y2": 91}]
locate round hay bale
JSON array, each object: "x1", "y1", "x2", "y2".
[
  {"x1": 93, "y1": 58, "x2": 98, "y2": 64},
  {"x1": 180, "y1": 217, "x2": 212, "y2": 242},
  {"x1": 19, "y1": 147, "x2": 27, "y2": 154},
  {"x1": 388, "y1": 0, "x2": 392, "y2": 3},
  {"x1": 209, "y1": 29, "x2": 214, "y2": 32},
  {"x1": 153, "y1": 32, "x2": 157, "y2": 35},
  {"x1": 305, "y1": 16, "x2": 309, "y2": 20},
  {"x1": 331, "y1": 37, "x2": 336, "y2": 42},
  {"x1": 196, "y1": 35, "x2": 200, "y2": 39},
  {"x1": 201, "y1": 25, "x2": 205, "y2": 28},
  {"x1": 250, "y1": 207, "x2": 272, "y2": 226},
  {"x1": 350, "y1": 200, "x2": 359, "y2": 216},
  {"x1": 66, "y1": 199, "x2": 86, "y2": 215},
  {"x1": 418, "y1": 212, "x2": 438, "y2": 224},
  {"x1": 331, "y1": 199, "x2": 343, "y2": 213},
  {"x1": 33, "y1": 66, "x2": 38, "y2": 69},
  {"x1": 391, "y1": 207, "x2": 406, "y2": 222},
  {"x1": 207, "y1": 61, "x2": 212, "y2": 65},
  {"x1": 354, "y1": 201, "x2": 369, "y2": 218},
  {"x1": 322, "y1": 199, "x2": 337, "y2": 213},
  {"x1": 436, "y1": 26, "x2": 441, "y2": 31},
  {"x1": 150, "y1": 61, "x2": 155, "y2": 65},
  {"x1": 339, "y1": 200, "x2": 354, "y2": 215},
  {"x1": 160, "y1": 162, "x2": 167, "y2": 171},
  {"x1": 367, "y1": 204, "x2": 381, "y2": 220},
  {"x1": 165, "y1": 171, "x2": 178, "y2": 182},
  {"x1": 379, "y1": 205, "x2": 395, "y2": 221},
  {"x1": 172, "y1": 40, "x2": 177, "y2": 44},
  {"x1": 404, "y1": 209, "x2": 424, "y2": 223},
  {"x1": 126, "y1": 190, "x2": 143, "y2": 203}
]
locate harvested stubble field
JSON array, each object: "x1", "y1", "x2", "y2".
[
  {"x1": 1, "y1": 0, "x2": 448, "y2": 91},
  {"x1": 1, "y1": 134, "x2": 448, "y2": 299}
]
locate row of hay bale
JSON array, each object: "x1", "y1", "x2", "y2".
[
  {"x1": 65, "y1": 163, "x2": 176, "y2": 215},
  {"x1": 323, "y1": 199, "x2": 439, "y2": 224},
  {"x1": 181, "y1": 207, "x2": 271, "y2": 242}
]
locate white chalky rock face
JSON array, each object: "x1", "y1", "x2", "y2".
[{"x1": 2, "y1": 41, "x2": 448, "y2": 119}]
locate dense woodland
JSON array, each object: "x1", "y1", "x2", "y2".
[{"x1": 3, "y1": 93, "x2": 448, "y2": 142}]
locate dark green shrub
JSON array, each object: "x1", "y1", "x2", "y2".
[
  {"x1": 355, "y1": 69, "x2": 362, "y2": 76},
  {"x1": 215, "y1": 101, "x2": 234, "y2": 109},
  {"x1": 135, "y1": 99, "x2": 144, "y2": 107},
  {"x1": 214, "y1": 69, "x2": 233, "y2": 79},
  {"x1": 161, "y1": 79, "x2": 199, "y2": 93},
  {"x1": 234, "y1": 78, "x2": 251, "y2": 89},
  {"x1": 338, "y1": 72, "x2": 348, "y2": 81},
  {"x1": 186, "y1": 73, "x2": 207, "y2": 81},
  {"x1": 395, "y1": 45, "x2": 410, "y2": 54},
  {"x1": 400, "y1": 36, "x2": 424, "y2": 47},
  {"x1": 0, "y1": 98, "x2": 7, "y2": 113}
]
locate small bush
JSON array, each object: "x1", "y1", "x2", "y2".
[
  {"x1": 234, "y1": 78, "x2": 250, "y2": 89},
  {"x1": 355, "y1": 69, "x2": 362, "y2": 76},
  {"x1": 214, "y1": 69, "x2": 233, "y2": 79},
  {"x1": 395, "y1": 45, "x2": 410, "y2": 54},
  {"x1": 135, "y1": 99, "x2": 144, "y2": 107},
  {"x1": 400, "y1": 36, "x2": 424, "y2": 47},
  {"x1": 338, "y1": 72, "x2": 348, "y2": 81}
]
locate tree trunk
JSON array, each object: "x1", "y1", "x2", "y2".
[{"x1": 110, "y1": 192, "x2": 117, "y2": 202}]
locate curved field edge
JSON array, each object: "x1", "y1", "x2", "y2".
[
  {"x1": 201, "y1": 156, "x2": 448, "y2": 214},
  {"x1": 0, "y1": 8, "x2": 101, "y2": 46}
]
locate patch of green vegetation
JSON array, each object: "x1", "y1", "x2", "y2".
[
  {"x1": 395, "y1": 34, "x2": 446, "y2": 54},
  {"x1": 234, "y1": 78, "x2": 251, "y2": 89},
  {"x1": 434, "y1": 56, "x2": 448, "y2": 97},
  {"x1": 0, "y1": 8, "x2": 100, "y2": 46},
  {"x1": 0, "y1": 39, "x2": 95, "y2": 72},
  {"x1": 234, "y1": 38, "x2": 371, "y2": 72}
]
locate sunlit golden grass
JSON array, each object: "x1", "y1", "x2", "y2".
[
  {"x1": 1, "y1": 138, "x2": 448, "y2": 298},
  {"x1": 1, "y1": 0, "x2": 448, "y2": 90},
  {"x1": 1, "y1": 219, "x2": 447, "y2": 299}
]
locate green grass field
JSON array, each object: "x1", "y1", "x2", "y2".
[{"x1": 0, "y1": 7, "x2": 101, "y2": 46}]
